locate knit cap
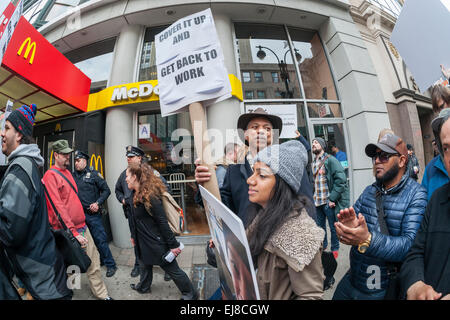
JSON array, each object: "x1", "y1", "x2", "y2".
[
  {"x1": 254, "y1": 140, "x2": 307, "y2": 193},
  {"x1": 313, "y1": 137, "x2": 327, "y2": 151},
  {"x1": 6, "y1": 104, "x2": 37, "y2": 137}
]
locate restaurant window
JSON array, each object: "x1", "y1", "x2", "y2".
[
  {"x1": 235, "y1": 23, "x2": 303, "y2": 100},
  {"x1": 288, "y1": 27, "x2": 338, "y2": 102},
  {"x1": 137, "y1": 111, "x2": 207, "y2": 236},
  {"x1": 139, "y1": 26, "x2": 169, "y2": 81},
  {"x1": 65, "y1": 37, "x2": 116, "y2": 89}
]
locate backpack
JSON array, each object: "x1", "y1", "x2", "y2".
[{"x1": 161, "y1": 192, "x2": 184, "y2": 235}]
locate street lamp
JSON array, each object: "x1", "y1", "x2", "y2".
[{"x1": 256, "y1": 45, "x2": 302, "y2": 99}]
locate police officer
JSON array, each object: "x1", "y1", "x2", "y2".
[
  {"x1": 115, "y1": 145, "x2": 171, "y2": 280},
  {"x1": 73, "y1": 150, "x2": 118, "y2": 278}
]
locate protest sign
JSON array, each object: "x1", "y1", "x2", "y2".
[
  {"x1": 199, "y1": 185, "x2": 259, "y2": 300},
  {"x1": 0, "y1": 0, "x2": 22, "y2": 66},
  {"x1": 245, "y1": 104, "x2": 297, "y2": 139},
  {"x1": 155, "y1": 8, "x2": 231, "y2": 117},
  {"x1": 156, "y1": 8, "x2": 232, "y2": 200},
  {"x1": 391, "y1": 0, "x2": 450, "y2": 91}
]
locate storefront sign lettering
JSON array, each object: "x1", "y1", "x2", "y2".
[{"x1": 111, "y1": 83, "x2": 156, "y2": 102}]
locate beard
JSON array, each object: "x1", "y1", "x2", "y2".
[
  {"x1": 376, "y1": 162, "x2": 400, "y2": 185},
  {"x1": 312, "y1": 148, "x2": 322, "y2": 155}
]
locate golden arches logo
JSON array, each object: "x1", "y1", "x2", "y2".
[
  {"x1": 17, "y1": 37, "x2": 36, "y2": 65},
  {"x1": 50, "y1": 150, "x2": 54, "y2": 168},
  {"x1": 90, "y1": 154, "x2": 104, "y2": 177}
]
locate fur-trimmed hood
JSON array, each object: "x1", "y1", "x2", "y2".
[{"x1": 264, "y1": 209, "x2": 324, "y2": 272}]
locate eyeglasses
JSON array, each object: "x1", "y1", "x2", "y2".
[{"x1": 371, "y1": 152, "x2": 400, "y2": 164}]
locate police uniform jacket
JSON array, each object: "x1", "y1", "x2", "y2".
[{"x1": 73, "y1": 167, "x2": 111, "y2": 212}]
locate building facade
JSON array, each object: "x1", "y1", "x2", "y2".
[
  {"x1": 349, "y1": 0, "x2": 435, "y2": 180},
  {"x1": 24, "y1": 0, "x2": 394, "y2": 248}
]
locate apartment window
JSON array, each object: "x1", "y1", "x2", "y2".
[
  {"x1": 242, "y1": 72, "x2": 251, "y2": 83},
  {"x1": 254, "y1": 72, "x2": 263, "y2": 83},
  {"x1": 257, "y1": 90, "x2": 266, "y2": 99},
  {"x1": 271, "y1": 72, "x2": 279, "y2": 83},
  {"x1": 245, "y1": 91, "x2": 254, "y2": 100}
]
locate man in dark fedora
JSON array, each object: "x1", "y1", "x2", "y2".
[{"x1": 195, "y1": 108, "x2": 313, "y2": 225}]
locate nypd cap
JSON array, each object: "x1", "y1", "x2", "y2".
[
  {"x1": 74, "y1": 150, "x2": 89, "y2": 160},
  {"x1": 126, "y1": 145, "x2": 145, "y2": 157}
]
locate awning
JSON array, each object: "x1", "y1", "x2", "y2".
[{"x1": 0, "y1": 16, "x2": 91, "y2": 124}]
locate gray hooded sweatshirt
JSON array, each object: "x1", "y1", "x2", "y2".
[{"x1": 0, "y1": 144, "x2": 71, "y2": 299}]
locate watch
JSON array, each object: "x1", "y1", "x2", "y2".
[{"x1": 357, "y1": 233, "x2": 372, "y2": 254}]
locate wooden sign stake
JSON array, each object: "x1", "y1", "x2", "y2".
[{"x1": 189, "y1": 102, "x2": 221, "y2": 201}]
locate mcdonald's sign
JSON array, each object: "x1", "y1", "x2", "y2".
[
  {"x1": 90, "y1": 154, "x2": 104, "y2": 177},
  {"x1": 17, "y1": 37, "x2": 36, "y2": 64},
  {"x1": 1, "y1": 17, "x2": 91, "y2": 112}
]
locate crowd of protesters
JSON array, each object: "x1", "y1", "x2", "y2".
[{"x1": 1, "y1": 81, "x2": 450, "y2": 300}]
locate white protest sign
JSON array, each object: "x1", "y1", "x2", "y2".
[
  {"x1": 139, "y1": 123, "x2": 151, "y2": 139},
  {"x1": 245, "y1": 104, "x2": 298, "y2": 139},
  {"x1": 0, "y1": 0, "x2": 22, "y2": 66},
  {"x1": 155, "y1": 8, "x2": 231, "y2": 117},
  {"x1": 199, "y1": 185, "x2": 260, "y2": 300},
  {"x1": 390, "y1": 0, "x2": 450, "y2": 91}
]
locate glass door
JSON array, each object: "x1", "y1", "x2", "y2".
[
  {"x1": 310, "y1": 121, "x2": 350, "y2": 180},
  {"x1": 43, "y1": 130, "x2": 75, "y2": 172}
]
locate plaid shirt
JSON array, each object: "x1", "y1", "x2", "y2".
[{"x1": 312, "y1": 153, "x2": 329, "y2": 207}]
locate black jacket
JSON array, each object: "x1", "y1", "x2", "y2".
[
  {"x1": 115, "y1": 168, "x2": 170, "y2": 218},
  {"x1": 220, "y1": 157, "x2": 314, "y2": 226},
  {"x1": 129, "y1": 196, "x2": 180, "y2": 266},
  {"x1": 73, "y1": 167, "x2": 111, "y2": 212},
  {"x1": 399, "y1": 182, "x2": 450, "y2": 297}
]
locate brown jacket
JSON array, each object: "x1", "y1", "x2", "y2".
[{"x1": 249, "y1": 209, "x2": 325, "y2": 300}]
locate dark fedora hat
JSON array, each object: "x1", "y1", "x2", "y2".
[{"x1": 237, "y1": 108, "x2": 283, "y2": 144}]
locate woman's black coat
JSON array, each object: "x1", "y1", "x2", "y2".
[{"x1": 129, "y1": 196, "x2": 180, "y2": 266}]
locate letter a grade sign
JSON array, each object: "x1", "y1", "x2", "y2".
[
  {"x1": 155, "y1": 8, "x2": 231, "y2": 117},
  {"x1": 139, "y1": 123, "x2": 151, "y2": 139}
]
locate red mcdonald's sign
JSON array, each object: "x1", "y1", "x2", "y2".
[{"x1": 1, "y1": 17, "x2": 91, "y2": 112}]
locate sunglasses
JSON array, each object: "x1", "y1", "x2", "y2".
[{"x1": 371, "y1": 152, "x2": 400, "y2": 164}]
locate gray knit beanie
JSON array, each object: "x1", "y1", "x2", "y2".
[
  {"x1": 254, "y1": 140, "x2": 307, "y2": 192},
  {"x1": 313, "y1": 137, "x2": 327, "y2": 151}
]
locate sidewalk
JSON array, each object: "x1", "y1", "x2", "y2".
[
  {"x1": 72, "y1": 242, "x2": 211, "y2": 300},
  {"x1": 72, "y1": 231, "x2": 350, "y2": 300}
]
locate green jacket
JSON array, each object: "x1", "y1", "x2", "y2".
[{"x1": 324, "y1": 154, "x2": 350, "y2": 215}]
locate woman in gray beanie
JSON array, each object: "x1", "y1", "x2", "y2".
[{"x1": 245, "y1": 140, "x2": 325, "y2": 299}]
